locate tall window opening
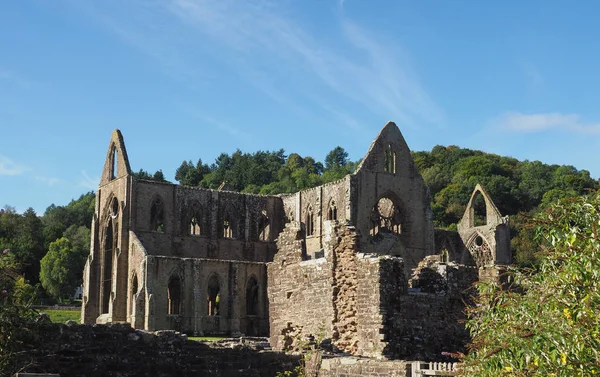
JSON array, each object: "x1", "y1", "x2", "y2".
[
  {"x1": 223, "y1": 217, "x2": 233, "y2": 238},
  {"x1": 441, "y1": 249, "x2": 449, "y2": 264},
  {"x1": 168, "y1": 276, "x2": 182, "y2": 315},
  {"x1": 189, "y1": 217, "x2": 201, "y2": 236},
  {"x1": 246, "y1": 277, "x2": 259, "y2": 316},
  {"x1": 306, "y1": 206, "x2": 315, "y2": 236},
  {"x1": 369, "y1": 196, "x2": 402, "y2": 238},
  {"x1": 327, "y1": 200, "x2": 337, "y2": 220},
  {"x1": 471, "y1": 192, "x2": 487, "y2": 227},
  {"x1": 150, "y1": 197, "x2": 165, "y2": 232},
  {"x1": 110, "y1": 147, "x2": 118, "y2": 180},
  {"x1": 257, "y1": 210, "x2": 270, "y2": 241},
  {"x1": 207, "y1": 275, "x2": 220, "y2": 316},
  {"x1": 130, "y1": 274, "x2": 138, "y2": 316},
  {"x1": 188, "y1": 202, "x2": 204, "y2": 236},
  {"x1": 384, "y1": 145, "x2": 396, "y2": 173},
  {"x1": 110, "y1": 197, "x2": 119, "y2": 218},
  {"x1": 101, "y1": 219, "x2": 114, "y2": 314}
]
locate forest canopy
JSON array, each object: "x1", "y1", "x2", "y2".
[{"x1": 0, "y1": 144, "x2": 596, "y2": 301}]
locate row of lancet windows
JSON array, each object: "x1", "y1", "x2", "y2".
[
  {"x1": 149, "y1": 197, "x2": 271, "y2": 241},
  {"x1": 166, "y1": 275, "x2": 259, "y2": 316},
  {"x1": 304, "y1": 200, "x2": 338, "y2": 236}
]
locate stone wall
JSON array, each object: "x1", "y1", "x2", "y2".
[
  {"x1": 132, "y1": 181, "x2": 281, "y2": 262},
  {"x1": 269, "y1": 221, "x2": 469, "y2": 361},
  {"x1": 14, "y1": 323, "x2": 300, "y2": 377},
  {"x1": 354, "y1": 254, "x2": 469, "y2": 361},
  {"x1": 351, "y1": 123, "x2": 435, "y2": 277},
  {"x1": 330, "y1": 223, "x2": 360, "y2": 353},
  {"x1": 409, "y1": 255, "x2": 479, "y2": 296},
  {"x1": 355, "y1": 254, "x2": 404, "y2": 358},
  {"x1": 319, "y1": 357, "x2": 409, "y2": 377},
  {"x1": 268, "y1": 221, "x2": 335, "y2": 350}
]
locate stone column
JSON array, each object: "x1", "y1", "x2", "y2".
[
  {"x1": 228, "y1": 262, "x2": 241, "y2": 336},
  {"x1": 193, "y1": 259, "x2": 204, "y2": 336},
  {"x1": 144, "y1": 256, "x2": 155, "y2": 331}
]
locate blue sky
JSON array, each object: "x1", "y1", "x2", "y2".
[{"x1": 2, "y1": 0, "x2": 600, "y2": 214}]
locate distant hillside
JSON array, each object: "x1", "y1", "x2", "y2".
[
  {"x1": 412, "y1": 145, "x2": 597, "y2": 227},
  {"x1": 1, "y1": 144, "x2": 595, "y2": 301}
]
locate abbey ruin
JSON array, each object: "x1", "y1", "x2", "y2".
[{"x1": 81, "y1": 122, "x2": 511, "y2": 361}]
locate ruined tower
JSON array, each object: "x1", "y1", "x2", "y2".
[{"x1": 457, "y1": 184, "x2": 511, "y2": 267}]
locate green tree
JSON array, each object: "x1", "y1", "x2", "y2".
[
  {"x1": 325, "y1": 146, "x2": 349, "y2": 170},
  {"x1": 175, "y1": 159, "x2": 211, "y2": 186},
  {"x1": 133, "y1": 169, "x2": 168, "y2": 182},
  {"x1": 460, "y1": 193, "x2": 600, "y2": 376},
  {"x1": 39, "y1": 238, "x2": 85, "y2": 302},
  {"x1": 0, "y1": 207, "x2": 45, "y2": 285},
  {"x1": 0, "y1": 248, "x2": 38, "y2": 375}
]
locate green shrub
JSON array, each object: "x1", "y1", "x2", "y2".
[{"x1": 460, "y1": 193, "x2": 600, "y2": 376}]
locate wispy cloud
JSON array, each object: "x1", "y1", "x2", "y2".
[
  {"x1": 494, "y1": 112, "x2": 600, "y2": 134},
  {"x1": 168, "y1": 0, "x2": 444, "y2": 128},
  {"x1": 0, "y1": 156, "x2": 29, "y2": 176},
  {"x1": 88, "y1": 0, "x2": 443, "y2": 130},
  {"x1": 79, "y1": 170, "x2": 99, "y2": 190},
  {"x1": 35, "y1": 175, "x2": 61, "y2": 186},
  {"x1": 173, "y1": 100, "x2": 251, "y2": 140}
]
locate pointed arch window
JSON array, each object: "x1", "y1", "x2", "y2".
[
  {"x1": 246, "y1": 277, "x2": 259, "y2": 316},
  {"x1": 110, "y1": 146, "x2": 118, "y2": 180},
  {"x1": 110, "y1": 197, "x2": 119, "y2": 218},
  {"x1": 190, "y1": 217, "x2": 201, "y2": 235},
  {"x1": 130, "y1": 274, "x2": 138, "y2": 316},
  {"x1": 168, "y1": 276, "x2": 182, "y2": 315},
  {"x1": 187, "y1": 202, "x2": 205, "y2": 236},
  {"x1": 306, "y1": 205, "x2": 315, "y2": 236},
  {"x1": 257, "y1": 210, "x2": 270, "y2": 241},
  {"x1": 327, "y1": 200, "x2": 337, "y2": 221},
  {"x1": 150, "y1": 197, "x2": 165, "y2": 232},
  {"x1": 101, "y1": 219, "x2": 114, "y2": 314},
  {"x1": 223, "y1": 217, "x2": 233, "y2": 238},
  {"x1": 207, "y1": 275, "x2": 220, "y2": 316},
  {"x1": 471, "y1": 191, "x2": 487, "y2": 227}
]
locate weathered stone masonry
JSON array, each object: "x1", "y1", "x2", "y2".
[{"x1": 82, "y1": 121, "x2": 511, "y2": 364}]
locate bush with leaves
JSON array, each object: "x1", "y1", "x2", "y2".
[
  {"x1": 0, "y1": 248, "x2": 39, "y2": 375},
  {"x1": 40, "y1": 237, "x2": 86, "y2": 302},
  {"x1": 460, "y1": 193, "x2": 600, "y2": 376}
]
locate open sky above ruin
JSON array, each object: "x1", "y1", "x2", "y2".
[{"x1": 2, "y1": 0, "x2": 600, "y2": 214}]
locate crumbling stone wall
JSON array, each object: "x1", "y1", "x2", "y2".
[
  {"x1": 319, "y1": 357, "x2": 409, "y2": 377},
  {"x1": 409, "y1": 255, "x2": 479, "y2": 296},
  {"x1": 380, "y1": 294, "x2": 469, "y2": 361},
  {"x1": 270, "y1": 221, "x2": 469, "y2": 361},
  {"x1": 355, "y1": 254, "x2": 405, "y2": 358},
  {"x1": 15, "y1": 323, "x2": 300, "y2": 377},
  {"x1": 355, "y1": 254, "x2": 469, "y2": 360},
  {"x1": 329, "y1": 222, "x2": 359, "y2": 354},
  {"x1": 457, "y1": 184, "x2": 511, "y2": 267},
  {"x1": 268, "y1": 221, "x2": 335, "y2": 350}
]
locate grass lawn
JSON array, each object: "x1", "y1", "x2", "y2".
[
  {"x1": 42, "y1": 309, "x2": 81, "y2": 324},
  {"x1": 188, "y1": 336, "x2": 226, "y2": 341}
]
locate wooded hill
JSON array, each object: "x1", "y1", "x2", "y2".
[{"x1": 1, "y1": 144, "x2": 596, "y2": 301}]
